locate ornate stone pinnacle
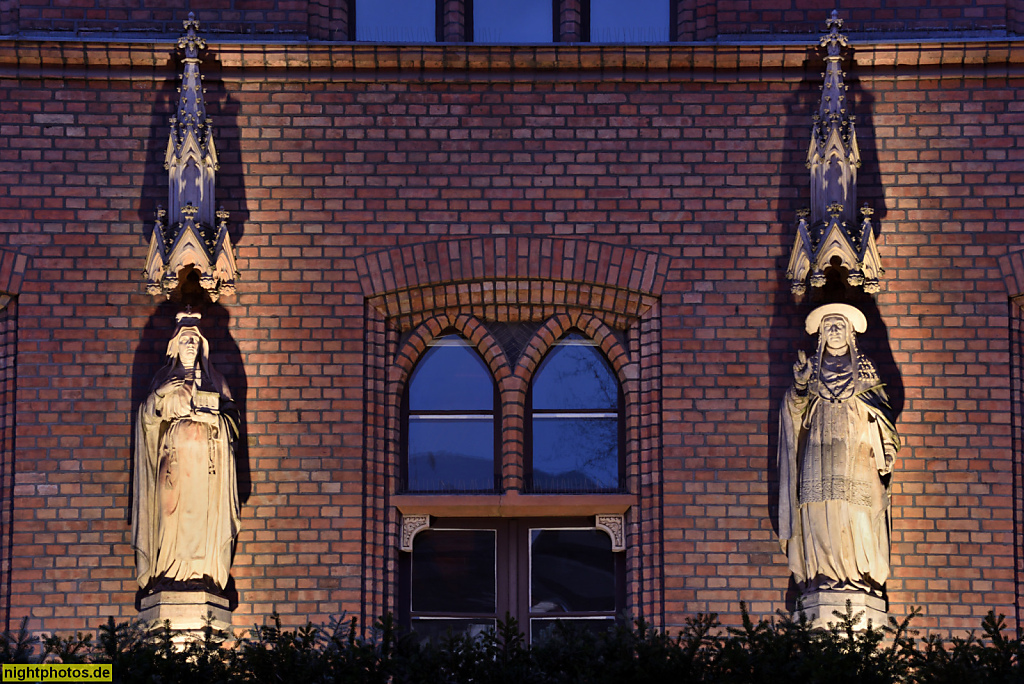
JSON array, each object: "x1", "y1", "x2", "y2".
[
  {"x1": 785, "y1": 12, "x2": 884, "y2": 300},
  {"x1": 144, "y1": 14, "x2": 239, "y2": 302}
]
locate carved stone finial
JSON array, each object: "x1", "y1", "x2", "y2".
[
  {"x1": 785, "y1": 12, "x2": 884, "y2": 300},
  {"x1": 178, "y1": 12, "x2": 206, "y2": 62},
  {"x1": 820, "y1": 9, "x2": 848, "y2": 58},
  {"x1": 144, "y1": 14, "x2": 238, "y2": 302}
]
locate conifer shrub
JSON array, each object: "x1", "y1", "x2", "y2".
[{"x1": 1, "y1": 603, "x2": 1020, "y2": 683}]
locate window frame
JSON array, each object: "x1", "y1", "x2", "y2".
[
  {"x1": 400, "y1": 332, "x2": 501, "y2": 494},
  {"x1": 398, "y1": 516, "x2": 626, "y2": 641},
  {"x1": 525, "y1": 332, "x2": 626, "y2": 494}
]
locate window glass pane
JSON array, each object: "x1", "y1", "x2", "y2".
[
  {"x1": 412, "y1": 529, "x2": 496, "y2": 613},
  {"x1": 474, "y1": 0, "x2": 552, "y2": 43},
  {"x1": 356, "y1": 0, "x2": 435, "y2": 42},
  {"x1": 532, "y1": 335, "x2": 617, "y2": 411},
  {"x1": 531, "y1": 617, "x2": 615, "y2": 643},
  {"x1": 410, "y1": 618, "x2": 496, "y2": 645},
  {"x1": 408, "y1": 417, "x2": 494, "y2": 491},
  {"x1": 409, "y1": 337, "x2": 493, "y2": 411},
  {"x1": 532, "y1": 416, "x2": 618, "y2": 491},
  {"x1": 590, "y1": 0, "x2": 669, "y2": 43},
  {"x1": 530, "y1": 529, "x2": 615, "y2": 613}
]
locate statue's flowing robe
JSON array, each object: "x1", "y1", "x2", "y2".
[
  {"x1": 778, "y1": 352, "x2": 898, "y2": 591},
  {"x1": 133, "y1": 365, "x2": 239, "y2": 590}
]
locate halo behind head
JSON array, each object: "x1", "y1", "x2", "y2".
[{"x1": 804, "y1": 303, "x2": 867, "y2": 335}]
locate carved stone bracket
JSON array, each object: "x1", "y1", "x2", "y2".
[
  {"x1": 595, "y1": 514, "x2": 625, "y2": 551},
  {"x1": 144, "y1": 13, "x2": 238, "y2": 302},
  {"x1": 399, "y1": 514, "x2": 430, "y2": 552}
]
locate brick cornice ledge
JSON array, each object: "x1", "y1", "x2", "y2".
[{"x1": 4, "y1": 38, "x2": 1024, "y2": 81}]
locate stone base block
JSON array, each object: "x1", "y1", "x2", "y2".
[
  {"x1": 139, "y1": 591, "x2": 232, "y2": 636},
  {"x1": 794, "y1": 590, "x2": 887, "y2": 630}
]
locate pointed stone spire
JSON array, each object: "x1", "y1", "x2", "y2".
[
  {"x1": 145, "y1": 12, "x2": 238, "y2": 302},
  {"x1": 786, "y1": 11, "x2": 882, "y2": 299}
]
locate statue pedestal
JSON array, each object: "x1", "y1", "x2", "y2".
[
  {"x1": 139, "y1": 591, "x2": 232, "y2": 636},
  {"x1": 795, "y1": 590, "x2": 886, "y2": 630}
]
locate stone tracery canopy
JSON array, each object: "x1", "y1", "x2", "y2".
[
  {"x1": 144, "y1": 12, "x2": 238, "y2": 302},
  {"x1": 786, "y1": 11, "x2": 883, "y2": 299}
]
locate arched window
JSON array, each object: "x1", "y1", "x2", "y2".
[
  {"x1": 528, "y1": 333, "x2": 623, "y2": 493},
  {"x1": 403, "y1": 334, "x2": 497, "y2": 492}
]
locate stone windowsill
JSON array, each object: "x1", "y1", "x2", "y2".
[{"x1": 392, "y1": 492, "x2": 634, "y2": 517}]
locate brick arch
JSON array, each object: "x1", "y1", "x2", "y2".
[
  {"x1": 356, "y1": 236, "x2": 669, "y2": 299},
  {"x1": 506, "y1": 312, "x2": 637, "y2": 496},
  {"x1": 392, "y1": 312, "x2": 510, "y2": 396},
  {"x1": 998, "y1": 249, "x2": 1024, "y2": 302},
  {"x1": 512, "y1": 311, "x2": 634, "y2": 395},
  {"x1": 0, "y1": 248, "x2": 28, "y2": 308}
]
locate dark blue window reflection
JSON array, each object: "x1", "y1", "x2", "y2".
[
  {"x1": 590, "y1": 0, "x2": 669, "y2": 43},
  {"x1": 530, "y1": 333, "x2": 621, "y2": 492},
  {"x1": 356, "y1": 0, "x2": 436, "y2": 42},
  {"x1": 412, "y1": 529, "x2": 496, "y2": 613},
  {"x1": 474, "y1": 0, "x2": 553, "y2": 43},
  {"x1": 530, "y1": 529, "x2": 615, "y2": 613},
  {"x1": 406, "y1": 336, "x2": 496, "y2": 491}
]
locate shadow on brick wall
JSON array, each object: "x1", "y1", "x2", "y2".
[{"x1": 136, "y1": 50, "x2": 250, "y2": 245}]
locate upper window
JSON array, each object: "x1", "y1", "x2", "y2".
[
  {"x1": 473, "y1": 0, "x2": 554, "y2": 43},
  {"x1": 589, "y1": 0, "x2": 669, "y2": 43},
  {"x1": 403, "y1": 335, "x2": 497, "y2": 492},
  {"x1": 528, "y1": 333, "x2": 623, "y2": 493},
  {"x1": 355, "y1": 0, "x2": 437, "y2": 42}
]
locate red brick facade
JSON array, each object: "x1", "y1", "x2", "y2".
[{"x1": 1, "y1": 2, "x2": 1023, "y2": 637}]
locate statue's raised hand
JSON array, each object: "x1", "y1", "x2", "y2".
[{"x1": 793, "y1": 349, "x2": 813, "y2": 386}]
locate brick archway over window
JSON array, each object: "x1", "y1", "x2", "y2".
[{"x1": 357, "y1": 237, "x2": 668, "y2": 632}]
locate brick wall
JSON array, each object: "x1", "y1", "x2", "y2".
[
  {"x1": 679, "y1": 0, "x2": 1010, "y2": 39},
  {"x1": 6, "y1": 0, "x2": 311, "y2": 36},
  {"x1": 0, "y1": 36, "x2": 1022, "y2": 635}
]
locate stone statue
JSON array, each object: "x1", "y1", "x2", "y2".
[
  {"x1": 133, "y1": 311, "x2": 240, "y2": 593},
  {"x1": 778, "y1": 303, "x2": 899, "y2": 596}
]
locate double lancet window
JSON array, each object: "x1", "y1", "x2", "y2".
[
  {"x1": 398, "y1": 323, "x2": 629, "y2": 641},
  {"x1": 402, "y1": 331, "x2": 624, "y2": 494}
]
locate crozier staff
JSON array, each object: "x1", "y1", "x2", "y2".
[
  {"x1": 778, "y1": 303, "x2": 899, "y2": 594},
  {"x1": 133, "y1": 311, "x2": 240, "y2": 591}
]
